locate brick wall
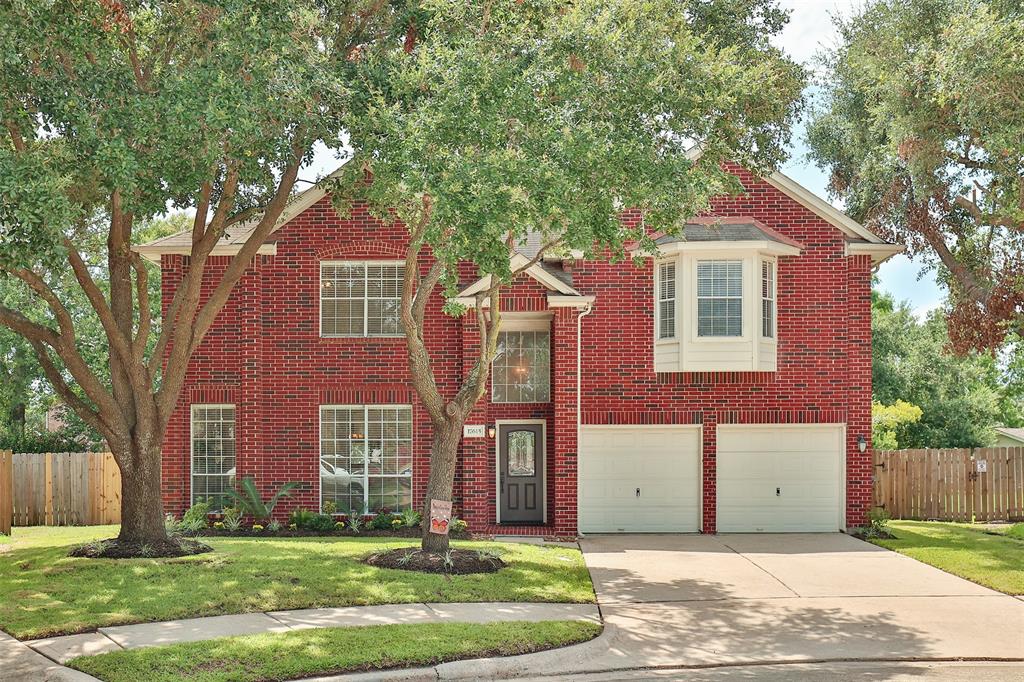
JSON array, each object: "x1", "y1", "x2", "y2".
[{"x1": 160, "y1": 166, "x2": 874, "y2": 532}]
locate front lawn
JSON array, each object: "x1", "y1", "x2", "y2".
[
  {"x1": 69, "y1": 620, "x2": 602, "y2": 682},
  {"x1": 872, "y1": 520, "x2": 1024, "y2": 595},
  {"x1": 0, "y1": 526, "x2": 593, "y2": 639}
]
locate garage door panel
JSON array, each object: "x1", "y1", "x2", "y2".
[
  {"x1": 717, "y1": 425, "x2": 843, "y2": 533},
  {"x1": 579, "y1": 426, "x2": 700, "y2": 533}
]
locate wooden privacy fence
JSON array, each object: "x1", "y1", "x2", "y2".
[
  {"x1": 4, "y1": 452, "x2": 121, "y2": 527},
  {"x1": 874, "y1": 447, "x2": 1024, "y2": 522}
]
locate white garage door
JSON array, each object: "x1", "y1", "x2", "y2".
[
  {"x1": 579, "y1": 426, "x2": 701, "y2": 533},
  {"x1": 717, "y1": 425, "x2": 844, "y2": 532}
]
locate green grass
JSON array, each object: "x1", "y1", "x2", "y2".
[
  {"x1": 1004, "y1": 523, "x2": 1024, "y2": 540},
  {"x1": 69, "y1": 620, "x2": 602, "y2": 682},
  {"x1": 0, "y1": 526, "x2": 593, "y2": 639},
  {"x1": 872, "y1": 520, "x2": 1024, "y2": 595}
]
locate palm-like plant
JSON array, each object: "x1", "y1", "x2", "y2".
[{"x1": 225, "y1": 478, "x2": 301, "y2": 521}]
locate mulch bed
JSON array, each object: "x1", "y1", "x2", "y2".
[
  {"x1": 69, "y1": 536, "x2": 213, "y2": 559},
  {"x1": 195, "y1": 527, "x2": 471, "y2": 539},
  {"x1": 848, "y1": 529, "x2": 896, "y2": 541},
  {"x1": 364, "y1": 547, "x2": 506, "y2": 574}
]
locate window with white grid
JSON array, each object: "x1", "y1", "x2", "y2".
[
  {"x1": 321, "y1": 262, "x2": 404, "y2": 337},
  {"x1": 657, "y1": 262, "x2": 676, "y2": 340},
  {"x1": 320, "y1": 405, "x2": 412, "y2": 513},
  {"x1": 697, "y1": 260, "x2": 743, "y2": 337},
  {"x1": 492, "y1": 331, "x2": 551, "y2": 403},
  {"x1": 761, "y1": 259, "x2": 776, "y2": 338},
  {"x1": 191, "y1": 405, "x2": 236, "y2": 508}
]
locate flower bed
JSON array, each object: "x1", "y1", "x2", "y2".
[{"x1": 195, "y1": 526, "x2": 471, "y2": 539}]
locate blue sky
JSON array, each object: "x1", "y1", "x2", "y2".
[
  {"x1": 307, "y1": 1, "x2": 945, "y2": 317},
  {"x1": 773, "y1": 1, "x2": 944, "y2": 317}
]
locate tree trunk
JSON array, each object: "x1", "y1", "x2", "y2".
[
  {"x1": 116, "y1": 443, "x2": 168, "y2": 545},
  {"x1": 420, "y1": 419, "x2": 463, "y2": 553}
]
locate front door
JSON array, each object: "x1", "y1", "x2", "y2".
[{"x1": 498, "y1": 423, "x2": 545, "y2": 524}]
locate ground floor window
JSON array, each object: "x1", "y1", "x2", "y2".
[
  {"x1": 190, "y1": 404, "x2": 236, "y2": 508},
  {"x1": 320, "y1": 405, "x2": 413, "y2": 512}
]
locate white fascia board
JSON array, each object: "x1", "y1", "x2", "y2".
[
  {"x1": 764, "y1": 171, "x2": 883, "y2": 243},
  {"x1": 135, "y1": 243, "x2": 278, "y2": 266},
  {"x1": 547, "y1": 294, "x2": 595, "y2": 308},
  {"x1": 455, "y1": 253, "x2": 581, "y2": 299},
  {"x1": 846, "y1": 242, "x2": 905, "y2": 265},
  {"x1": 645, "y1": 240, "x2": 801, "y2": 257}
]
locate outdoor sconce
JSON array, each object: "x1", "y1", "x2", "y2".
[
  {"x1": 487, "y1": 425, "x2": 496, "y2": 439},
  {"x1": 857, "y1": 435, "x2": 867, "y2": 453}
]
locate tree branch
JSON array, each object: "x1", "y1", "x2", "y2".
[{"x1": 28, "y1": 339, "x2": 111, "y2": 438}]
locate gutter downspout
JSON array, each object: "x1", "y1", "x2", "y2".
[{"x1": 576, "y1": 301, "x2": 594, "y2": 526}]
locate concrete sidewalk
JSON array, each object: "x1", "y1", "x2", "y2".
[
  {"x1": 23, "y1": 602, "x2": 600, "y2": 665},
  {"x1": 0, "y1": 631, "x2": 98, "y2": 682}
]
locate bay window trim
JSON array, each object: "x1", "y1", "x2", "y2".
[
  {"x1": 655, "y1": 260, "x2": 677, "y2": 341},
  {"x1": 694, "y1": 258, "x2": 745, "y2": 340}
]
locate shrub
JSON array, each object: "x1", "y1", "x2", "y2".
[
  {"x1": 450, "y1": 517, "x2": 468, "y2": 534},
  {"x1": 346, "y1": 514, "x2": 363, "y2": 534},
  {"x1": 179, "y1": 517, "x2": 207, "y2": 535},
  {"x1": 289, "y1": 508, "x2": 316, "y2": 529},
  {"x1": 222, "y1": 507, "x2": 243, "y2": 532},
  {"x1": 369, "y1": 512, "x2": 398, "y2": 531},
  {"x1": 225, "y1": 478, "x2": 301, "y2": 521},
  {"x1": 252, "y1": 524, "x2": 264, "y2": 532},
  {"x1": 305, "y1": 513, "x2": 337, "y2": 532},
  {"x1": 182, "y1": 499, "x2": 212, "y2": 526},
  {"x1": 400, "y1": 508, "x2": 422, "y2": 528},
  {"x1": 266, "y1": 520, "x2": 282, "y2": 533},
  {"x1": 321, "y1": 500, "x2": 337, "y2": 515},
  {"x1": 867, "y1": 507, "x2": 892, "y2": 537},
  {"x1": 164, "y1": 514, "x2": 180, "y2": 535}
]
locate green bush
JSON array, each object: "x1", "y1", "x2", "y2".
[
  {"x1": 182, "y1": 500, "x2": 212, "y2": 527},
  {"x1": 369, "y1": 512, "x2": 398, "y2": 531},
  {"x1": 399, "y1": 508, "x2": 422, "y2": 528},
  {"x1": 289, "y1": 508, "x2": 317, "y2": 529},
  {"x1": 305, "y1": 513, "x2": 337, "y2": 532},
  {"x1": 867, "y1": 507, "x2": 892, "y2": 536},
  {"x1": 225, "y1": 478, "x2": 301, "y2": 521},
  {"x1": 321, "y1": 500, "x2": 337, "y2": 515},
  {"x1": 450, "y1": 517, "x2": 468, "y2": 534},
  {"x1": 222, "y1": 507, "x2": 243, "y2": 532}
]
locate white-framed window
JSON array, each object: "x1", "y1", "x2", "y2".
[
  {"x1": 761, "y1": 259, "x2": 776, "y2": 338},
  {"x1": 657, "y1": 262, "x2": 676, "y2": 340},
  {"x1": 696, "y1": 260, "x2": 743, "y2": 337},
  {"x1": 320, "y1": 261, "x2": 404, "y2": 337},
  {"x1": 492, "y1": 330, "x2": 551, "y2": 403},
  {"x1": 190, "y1": 404, "x2": 236, "y2": 508},
  {"x1": 320, "y1": 405, "x2": 412, "y2": 512}
]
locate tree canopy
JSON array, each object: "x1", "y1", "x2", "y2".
[
  {"x1": 872, "y1": 289, "x2": 1023, "y2": 448},
  {"x1": 807, "y1": 0, "x2": 1024, "y2": 353}
]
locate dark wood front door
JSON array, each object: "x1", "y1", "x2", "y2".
[{"x1": 498, "y1": 423, "x2": 544, "y2": 524}]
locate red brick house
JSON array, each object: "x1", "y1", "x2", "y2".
[{"x1": 138, "y1": 164, "x2": 901, "y2": 536}]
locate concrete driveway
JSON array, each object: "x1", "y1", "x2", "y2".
[{"x1": 577, "y1": 533, "x2": 1024, "y2": 669}]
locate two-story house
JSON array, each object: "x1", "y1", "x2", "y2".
[{"x1": 138, "y1": 163, "x2": 901, "y2": 537}]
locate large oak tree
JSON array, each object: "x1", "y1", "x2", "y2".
[
  {"x1": 0, "y1": 0, "x2": 403, "y2": 553},
  {"x1": 807, "y1": 0, "x2": 1024, "y2": 353},
  {"x1": 335, "y1": 0, "x2": 805, "y2": 552}
]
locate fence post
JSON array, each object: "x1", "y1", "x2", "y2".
[{"x1": 0, "y1": 450, "x2": 11, "y2": 535}]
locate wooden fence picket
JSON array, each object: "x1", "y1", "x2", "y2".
[{"x1": 7, "y1": 453, "x2": 120, "y2": 527}]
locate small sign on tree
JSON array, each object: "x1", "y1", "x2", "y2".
[{"x1": 429, "y1": 499, "x2": 452, "y2": 535}]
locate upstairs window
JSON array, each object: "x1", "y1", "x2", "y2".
[
  {"x1": 697, "y1": 260, "x2": 743, "y2": 337},
  {"x1": 657, "y1": 262, "x2": 676, "y2": 340},
  {"x1": 321, "y1": 261, "x2": 404, "y2": 337},
  {"x1": 761, "y1": 260, "x2": 776, "y2": 338},
  {"x1": 492, "y1": 330, "x2": 551, "y2": 403}
]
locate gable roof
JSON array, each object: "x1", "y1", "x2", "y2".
[{"x1": 995, "y1": 427, "x2": 1024, "y2": 445}]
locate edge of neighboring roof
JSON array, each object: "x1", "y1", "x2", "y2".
[{"x1": 995, "y1": 426, "x2": 1024, "y2": 444}]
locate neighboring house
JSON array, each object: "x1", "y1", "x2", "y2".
[
  {"x1": 994, "y1": 427, "x2": 1024, "y2": 448},
  {"x1": 138, "y1": 164, "x2": 902, "y2": 536}
]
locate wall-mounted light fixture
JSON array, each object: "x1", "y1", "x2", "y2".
[
  {"x1": 487, "y1": 425, "x2": 496, "y2": 439},
  {"x1": 857, "y1": 435, "x2": 867, "y2": 453}
]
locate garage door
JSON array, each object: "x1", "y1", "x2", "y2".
[
  {"x1": 717, "y1": 425, "x2": 844, "y2": 532},
  {"x1": 579, "y1": 426, "x2": 701, "y2": 533}
]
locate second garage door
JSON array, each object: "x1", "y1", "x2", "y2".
[
  {"x1": 717, "y1": 424, "x2": 844, "y2": 532},
  {"x1": 578, "y1": 425, "x2": 701, "y2": 533}
]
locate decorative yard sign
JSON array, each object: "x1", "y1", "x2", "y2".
[
  {"x1": 463, "y1": 424, "x2": 486, "y2": 438},
  {"x1": 975, "y1": 459, "x2": 988, "y2": 473},
  {"x1": 429, "y1": 499, "x2": 453, "y2": 535}
]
